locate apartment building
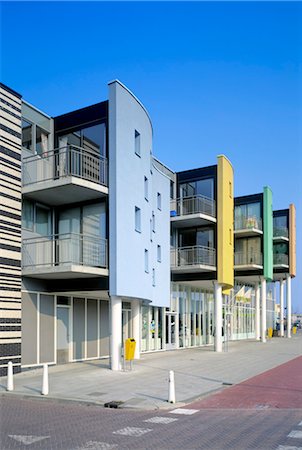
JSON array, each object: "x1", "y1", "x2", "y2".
[{"x1": 0, "y1": 81, "x2": 296, "y2": 375}]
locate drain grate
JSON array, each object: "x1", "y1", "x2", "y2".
[{"x1": 104, "y1": 401, "x2": 124, "y2": 409}]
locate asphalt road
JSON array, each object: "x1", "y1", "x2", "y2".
[{"x1": 1, "y1": 356, "x2": 302, "y2": 450}]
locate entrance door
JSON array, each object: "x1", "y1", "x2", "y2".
[
  {"x1": 165, "y1": 313, "x2": 177, "y2": 350},
  {"x1": 57, "y1": 306, "x2": 70, "y2": 364}
]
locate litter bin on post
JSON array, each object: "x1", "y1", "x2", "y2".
[
  {"x1": 124, "y1": 338, "x2": 136, "y2": 370},
  {"x1": 292, "y1": 326, "x2": 297, "y2": 335},
  {"x1": 268, "y1": 327, "x2": 273, "y2": 338}
]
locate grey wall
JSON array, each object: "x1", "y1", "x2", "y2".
[{"x1": 21, "y1": 292, "x2": 37, "y2": 366}]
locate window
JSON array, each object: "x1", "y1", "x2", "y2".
[
  {"x1": 135, "y1": 206, "x2": 141, "y2": 232},
  {"x1": 152, "y1": 268, "x2": 155, "y2": 286},
  {"x1": 144, "y1": 176, "x2": 148, "y2": 201},
  {"x1": 170, "y1": 180, "x2": 174, "y2": 200},
  {"x1": 36, "y1": 205, "x2": 51, "y2": 236},
  {"x1": 157, "y1": 245, "x2": 162, "y2": 262},
  {"x1": 135, "y1": 130, "x2": 141, "y2": 156},
  {"x1": 22, "y1": 119, "x2": 33, "y2": 151},
  {"x1": 152, "y1": 211, "x2": 155, "y2": 232},
  {"x1": 145, "y1": 249, "x2": 149, "y2": 273},
  {"x1": 157, "y1": 192, "x2": 162, "y2": 210},
  {"x1": 36, "y1": 126, "x2": 49, "y2": 155},
  {"x1": 22, "y1": 199, "x2": 34, "y2": 230},
  {"x1": 180, "y1": 178, "x2": 214, "y2": 200}
]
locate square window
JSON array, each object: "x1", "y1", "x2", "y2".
[
  {"x1": 157, "y1": 245, "x2": 161, "y2": 262},
  {"x1": 145, "y1": 249, "x2": 149, "y2": 273},
  {"x1": 135, "y1": 130, "x2": 141, "y2": 156},
  {"x1": 144, "y1": 176, "x2": 148, "y2": 201},
  {"x1": 135, "y1": 206, "x2": 141, "y2": 232},
  {"x1": 157, "y1": 193, "x2": 162, "y2": 210}
]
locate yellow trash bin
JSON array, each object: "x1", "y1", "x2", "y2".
[
  {"x1": 268, "y1": 327, "x2": 273, "y2": 338},
  {"x1": 292, "y1": 326, "x2": 297, "y2": 335},
  {"x1": 125, "y1": 338, "x2": 136, "y2": 360}
]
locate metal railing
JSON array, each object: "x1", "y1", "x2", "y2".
[
  {"x1": 234, "y1": 251, "x2": 263, "y2": 266},
  {"x1": 22, "y1": 233, "x2": 108, "y2": 269},
  {"x1": 234, "y1": 216, "x2": 262, "y2": 231},
  {"x1": 171, "y1": 195, "x2": 216, "y2": 218},
  {"x1": 22, "y1": 145, "x2": 108, "y2": 187},
  {"x1": 273, "y1": 227, "x2": 289, "y2": 238},
  {"x1": 171, "y1": 245, "x2": 216, "y2": 268},
  {"x1": 273, "y1": 253, "x2": 289, "y2": 265}
]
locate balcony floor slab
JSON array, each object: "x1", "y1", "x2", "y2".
[
  {"x1": 234, "y1": 228, "x2": 263, "y2": 238},
  {"x1": 170, "y1": 213, "x2": 216, "y2": 228},
  {"x1": 234, "y1": 264, "x2": 263, "y2": 271},
  {"x1": 22, "y1": 265, "x2": 109, "y2": 279},
  {"x1": 171, "y1": 264, "x2": 216, "y2": 274},
  {"x1": 22, "y1": 177, "x2": 108, "y2": 205}
]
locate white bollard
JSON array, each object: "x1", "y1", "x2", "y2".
[
  {"x1": 7, "y1": 361, "x2": 14, "y2": 391},
  {"x1": 168, "y1": 370, "x2": 176, "y2": 403},
  {"x1": 41, "y1": 364, "x2": 48, "y2": 396}
]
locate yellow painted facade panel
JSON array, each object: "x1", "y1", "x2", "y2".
[
  {"x1": 217, "y1": 155, "x2": 234, "y2": 289},
  {"x1": 289, "y1": 203, "x2": 296, "y2": 277}
]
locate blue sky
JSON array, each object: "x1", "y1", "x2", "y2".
[{"x1": 1, "y1": 1, "x2": 301, "y2": 310}]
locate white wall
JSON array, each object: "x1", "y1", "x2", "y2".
[{"x1": 108, "y1": 80, "x2": 170, "y2": 307}]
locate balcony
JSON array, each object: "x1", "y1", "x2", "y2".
[
  {"x1": 170, "y1": 195, "x2": 216, "y2": 228},
  {"x1": 234, "y1": 251, "x2": 263, "y2": 271},
  {"x1": 273, "y1": 227, "x2": 289, "y2": 242},
  {"x1": 22, "y1": 145, "x2": 108, "y2": 205},
  {"x1": 234, "y1": 216, "x2": 263, "y2": 238},
  {"x1": 22, "y1": 233, "x2": 108, "y2": 279},
  {"x1": 171, "y1": 245, "x2": 216, "y2": 273},
  {"x1": 273, "y1": 253, "x2": 289, "y2": 268}
]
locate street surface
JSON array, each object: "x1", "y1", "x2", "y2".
[{"x1": 1, "y1": 356, "x2": 302, "y2": 449}]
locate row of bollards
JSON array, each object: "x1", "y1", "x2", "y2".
[
  {"x1": 7, "y1": 362, "x2": 49, "y2": 396},
  {"x1": 7, "y1": 362, "x2": 175, "y2": 404}
]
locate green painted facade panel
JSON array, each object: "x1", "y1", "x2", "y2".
[{"x1": 263, "y1": 186, "x2": 273, "y2": 281}]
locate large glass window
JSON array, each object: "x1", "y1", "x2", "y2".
[
  {"x1": 22, "y1": 199, "x2": 34, "y2": 230},
  {"x1": 180, "y1": 178, "x2": 214, "y2": 200},
  {"x1": 58, "y1": 123, "x2": 106, "y2": 157},
  {"x1": 36, "y1": 126, "x2": 49, "y2": 155},
  {"x1": 235, "y1": 202, "x2": 261, "y2": 230},
  {"x1": 22, "y1": 119, "x2": 33, "y2": 151},
  {"x1": 36, "y1": 205, "x2": 51, "y2": 236},
  {"x1": 179, "y1": 228, "x2": 214, "y2": 248}
]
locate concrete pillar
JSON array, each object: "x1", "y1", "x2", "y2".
[
  {"x1": 280, "y1": 279, "x2": 285, "y2": 337},
  {"x1": 255, "y1": 283, "x2": 261, "y2": 340},
  {"x1": 261, "y1": 277, "x2": 267, "y2": 343},
  {"x1": 286, "y1": 274, "x2": 292, "y2": 338},
  {"x1": 214, "y1": 282, "x2": 223, "y2": 352},
  {"x1": 131, "y1": 300, "x2": 140, "y2": 359},
  {"x1": 110, "y1": 296, "x2": 122, "y2": 371}
]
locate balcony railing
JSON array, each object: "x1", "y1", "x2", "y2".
[
  {"x1": 234, "y1": 216, "x2": 262, "y2": 231},
  {"x1": 274, "y1": 253, "x2": 289, "y2": 265},
  {"x1": 234, "y1": 251, "x2": 263, "y2": 266},
  {"x1": 273, "y1": 227, "x2": 289, "y2": 238},
  {"x1": 171, "y1": 195, "x2": 216, "y2": 218},
  {"x1": 22, "y1": 233, "x2": 108, "y2": 269},
  {"x1": 171, "y1": 245, "x2": 216, "y2": 268},
  {"x1": 22, "y1": 145, "x2": 108, "y2": 187}
]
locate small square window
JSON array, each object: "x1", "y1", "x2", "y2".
[
  {"x1": 144, "y1": 176, "x2": 148, "y2": 201},
  {"x1": 157, "y1": 193, "x2": 162, "y2": 210},
  {"x1": 135, "y1": 130, "x2": 141, "y2": 156},
  {"x1": 145, "y1": 249, "x2": 149, "y2": 273},
  {"x1": 157, "y1": 245, "x2": 161, "y2": 262},
  {"x1": 135, "y1": 206, "x2": 141, "y2": 232}
]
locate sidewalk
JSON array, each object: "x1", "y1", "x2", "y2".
[{"x1": 1, "y1": 334, "x2": 301, "y2": 410}]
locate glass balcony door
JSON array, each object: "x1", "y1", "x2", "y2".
[{"x1": 58, "y1": 208, "x2": 81, "y2": 265}]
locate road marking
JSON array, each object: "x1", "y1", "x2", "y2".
[
  {"x1": 8, "y1": 435, "x2": 50, "y2": 445},
  {"x1": 144, "y1": 416, "x2": 178, "y2": 424},
  {"x1": 277, "y1": 446, "x2": 302, "y2": 450},
  {"x1": 113, "y1": 427, "x2": 152, "y2": 437},
  {"x1": 77, "y1": 442, "x2": 118, "y2": 449},
  {"x1": 288, "y1": 430, "x2": 302, "y2": 439},
  {"x1": 169, "y1": 408, "x2": 199, "y2": 415}
]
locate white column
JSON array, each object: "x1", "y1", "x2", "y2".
[
  {"x1": 110, "y1": 296, "x2": 122, "y2": 371},
  {"x1": 280, "y1": 279, "x2": 285, "y2": 337},
  {"x1": 286, "y1": 274, "x2": 292, "y2": 338},
  {"x1": 175, "y1": 296, "x2": 180, "y2": 349},
  {"x1": 255, "y1": 283, "x2": 261, "y2": 340},
  {"x1": 132, "y1": 300, "x2": 140, "y2": 359},
  {"x1": 214, "y1": 282, "x2": 223, "y2": 352},
  {"x1": 261, "y1": 277, "x2": 267, "y2": 343}
]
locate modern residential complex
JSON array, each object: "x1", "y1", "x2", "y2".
[{"x1": 0, "y1": 81, "x2": 297, "y2": 375}]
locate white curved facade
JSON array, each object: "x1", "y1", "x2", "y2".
[{"x1": 108, "y1": 80, "x2": 170, "y2": 307}]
